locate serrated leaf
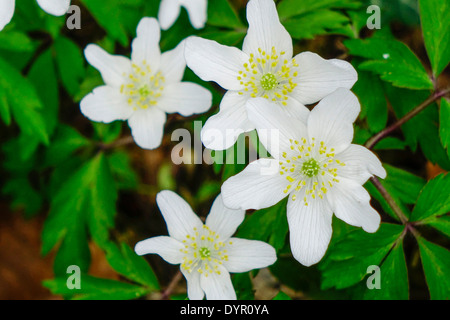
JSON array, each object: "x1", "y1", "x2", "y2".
[
  {"x1": 345, "y1": 37, "x2": 433, "y2": 90},
  {"x1": 319, "y1": 223, "x2": 404, "y2": 290},
  {"x1": 43, "y1": 275, "x2": 150, "y2": 300},
  {"x1": 419, "y1": 0, "x2": 450, "y2": 77},
  {"x1": 363, "y1": 241, "x2": 409, "y2": 300},
  {"x1": 417, "y1": 237, "x2": 450, "y2": 300},
  {"x1": 411, "y1": 173, "x2": 450, "y2": 222},
  {"x1": 102, "y1": 242, "x2": 160, "y2": 290},
  {"x1": 0, "y1": 56, "x2": 49, "y2": 145}
]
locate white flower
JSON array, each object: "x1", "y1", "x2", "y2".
[
  {"x1": 80, "y1": 17, "x2": 212, "y2": 150},
  {"x1": 184, "y1": 0, "x2": 357, "y2": 151},
  {"x1": 0, "y1": 0, "x2": 70, "y2": 31},
  {"x1": 135, "y1": 190, "x2": 277, "y2": 300},
  {"x1": 158, "y1": 0, "x2": 208, "y2": 30},
  {"x1": 221, "y1": 88, "x2": 387, "y2": 267}
]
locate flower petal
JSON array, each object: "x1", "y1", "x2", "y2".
[
  {"x1": 201, "y1": 91, "x2": 254, "y2": 151},
  {"x1": 80, "y1": 85, "x2": 133, "y2": 123},
  {"x1": 287, "y1": 196, "x2": 333, "y2": 266},
  {"x1": 36, "y1": 0, "x2": 70, "y2": 16},
  {"x1": 327, "y1": 178, "x2": 381, "y2": 233},
  {"x1": 205, "y1": 194, "x2": 245, "y2": 241},
  {"x1": 221, "y1": 158, "x2": 289, "y2": 210},
  {"x1": 181, "y1": 267, "x2": 205, "y2": 300},
  {"x1": 307, "y1": 88, "x2": 360, "y2": 153},
  {"x1": 156, "y1": 190, "x2": 204, "y2": 242},
  {"x1": 242, "y1": 0, "x2": 292, "y2": 58},
  {"x1": 290, "y1": 51, "x2": 357, "y2": 105},
  {"x1": 127, "y1": 107, "x2": 167, "y2": 150},
  {"x1": 158, "y1": 0, "x2": 181, "y2": 30},
  {"x1": 134, "y1": 236, "x2": 184, "y2": 264},
  {"x1": 223, "y1": 238, "x2": 276, "y2": 273},
  {"x1": 180, "y1": 0, "x2": 207, "y2": 29},
  {"x1": 336, "y1": 144, "x2": 387, "y2": 185},
  {"x1": 246, "y1": 97, "x2": 308, "y2": 158},
  {"x1": 200, "y1": 265, "x2": 236, "y2": 300},
  {"x1": 185, "y1": 36, "x2": 248, "y2": 91},
  {"x1": 157, "y1": 82, "x2": 212, "y2": 116},
  {"x1": 0, "y1": 0, "x2": 15, "y2": 31},
  {"x1": 160, "y1": 40, "x2": 186, "y2": 84},
  {"x1": 84, "y1": 44, "x2": 131, "y2": 88},
  {"x1": 131, "y1": 17, "x2": 161, "y2": 71}
]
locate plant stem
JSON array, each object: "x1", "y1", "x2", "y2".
[
  {"x1": 160, "y1": 270, "x2": 183, "y2": 300},
  {"x1": 370, "y1": 176, "x2": 408, "y2": 224},
  {"x1": 365, "y1": 88, "x2": 450, "y2": 150}
]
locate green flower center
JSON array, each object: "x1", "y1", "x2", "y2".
[
  {"x1": 260, "y1": 73, "x2": 278, "y2": 91},
  {"x1": 138, "y1": 85, "x2": 150, "y2": 97},
  {"x1": 302, "y1": 158, "x2": 320, "y2": 177},
  {"x1": 199, "y1": 247, "x2": 211, "y2": 259}
]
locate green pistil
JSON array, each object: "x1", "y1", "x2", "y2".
[
  {"x1": 199, "y1": 247, "x2": 211, "y2": 259},
  {"x1": 138, "y1": 85, "x2": 150, "y2": 97},
  {"x1": 260, "y1": 73, "x2": 278, "y2": 91},
  {"x1": 302, "y1": 159, "x2": 320, "y2": 177}
]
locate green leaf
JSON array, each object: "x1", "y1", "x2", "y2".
[
  {"x1": 272, "y1": 291, "x2": 292, "y2": 300},
  {"x1": 373, "y1": 137, "x2": 407, "y2": 151},
  {"x1": 411, "y1": 173, "x2": 450, "y2": 222},
  {"x1": 207, "y1": 0, "x2": 244, "y2": 29},
  {"x1": 425, "y1": 216, "x2": 450, "y2": 238},
  {"x1": 53, "y1": 36, "x2": 86, "y2": 97},
  {"x1": 319, "y1": 223, "x2": 404, "y2": 290},
  {"x1": 102, "y1": 242, "x2": 160, "y2": 290},
  {"x1": 42, "y1": 154, "x2": 118, "y2": 275},
  {"x1": 43, "y1": 275, "x2": 150, "y2": 300},
  {"x1": 277, "y1": 0, "x2": 361, "y2": 21},
  {"x1": 236, "y1": 199, "x2": 288, "y2": 252},
  {"x1": 345, "y1": 37, "x2": 433, "y2": 90},
  {"x1": 440, "y1": 98, "x2": 450, "y2": 154},
  {"x1": 0, "y1": 84, "x2": 11, "y2": 125},
  {"x1": 417, "y1": 237, "x2": 450, "y2": 300},
  {"x1": 363, "y1": 241, "x2": 409, "y2": 300},
  {"x1": 419, "y1": 0, "x2": 450, "y2": 77},
  {"x1": 0, "y1": 56, "x2": 49, "y2": 145},
  {"x1": 107, "y1": 150, "x2": 139, "y2": 190}
]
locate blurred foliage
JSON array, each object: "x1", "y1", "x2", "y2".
[{"x1": 0, "y1": 0, "x2": 449, "y2": 300}]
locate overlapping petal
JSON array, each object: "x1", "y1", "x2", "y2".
[
  {"x1": 128, "y1": 107, "x2": 167, "y2": 150},
  {"x1": 200, "y1": 265, "x2": 236, "y2": 300}
]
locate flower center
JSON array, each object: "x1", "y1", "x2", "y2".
[
  {"x1": 121, "y1": 61, "x2": 165, "y2": 110},
  {"x1": 179, "y1": 225, "x2": 231, "y2": 277},
  {"x1": 301, "y1": 158, "x2": 320, "y2": 177},
  {"x1": 237, "y1": 47, "x2": 299, "y2": 106},
  {"x1": 278, "y1": 138, "x2": 346, "y2": 206},
  {"x1": 260, "y1": 73, "x2": 278, "y2": 91}
]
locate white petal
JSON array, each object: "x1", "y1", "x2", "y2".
[
  {"x1": 200, "y1": 265, "x2": 236, "y2": 300},
  {"x1": 242, "y1": 0, "x2": 292, "y2": 58},
  {"x1": 290, "y1": 51, "x2": 357, "y2": 105},
  {"x1": 221, "y1": 158, "x2": 289, "y2": 210},
  {"x1": 281, "y1": 98, "x2": 310, "y2": 123},
  {"x1": 131, "y1": 17, "x2": 161, "y2": 70},
  {"x1": 181, "y1": 268, "x2": 205, "y2": 300},
  {"x1": 134, "y1": 236, "x2": 184, "y2": 264},
  {"x1": 201, "y1": 91, "x2": 254, "y2": 151},
  {"x1": 158, "y1": 0, "x2": 181, "y2": 30},
  {"x1": 287, "y1": 196, "x2": 333, "y2": 266},
  {"x1": 185, "y1": 36, "x2": 248, "y2": 91},
  {"x1": 155, "y1": 190, "x2": 204, "y2": 242},
  {"x1": 84, "y1": 44, "x2": 131, "y2": 88},
  {"x1": 307, "y1": 88, "x2": 360, "y2": 153},
  {"x1": 223, "y1": 238, "x2": 276, "y2": 272},
  {"x1": 336, "y1": 144, "x2": 387, "y2": 185},
  {"x1": 246, "y1": 97, "x2": 308, "y2": 158},
  {"x1": 127, "y1": 107, "x2": 167, "y2": 150},
  {"x1": 36, "y1": 0, "x2": 70, "y2": 16},
  {"x1": 180, "y1": 0, "x2": 207, "y2": 29},
  {"x1": 327, "y1": 178, "x2": 381, "y2": 233},
  {"x1": 160, "y1": 40, "x2": 186, "y2": 84},
  {"x1": 80, "y1": 85, "x2": 133, "y2": 123},
  {"x1": 0, "y1": 0, "x2": 15, "y2": 31},
  {"x1": 205, "y1": 194, "x2": 245, "y2": 241},
  {"x1": 157, "y1": 82, "x2": 212, "y2": 116}
]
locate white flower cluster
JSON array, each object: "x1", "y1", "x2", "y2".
[{"x1": 1, "y1": 0, "x2": 386, "y2": 300}]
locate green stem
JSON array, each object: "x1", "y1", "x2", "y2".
[
  {"x1": 370, "y1": 176, "x2": 408, "y2": 224},
  {"x1": 365, "y1": 88, "x2": 450, "y2": 150}
]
